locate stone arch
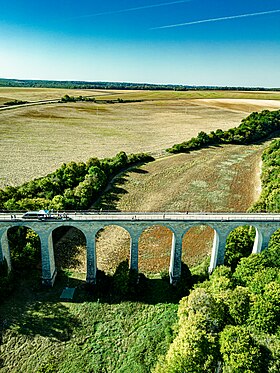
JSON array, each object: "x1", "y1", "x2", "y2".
[
  {"x1": 252, "y1": 224, "x2": 279, "y2": 254},
  {"x1": 138, "y1": 224, "x2": 174, "y2": 276},
  {"x1": 182, "y1": 223, "x2": 215, "y2": 268},
  {"x1": 6, "y1": 224, "x2": 42, "y2": 278},
  {"x1": 51, "y1": 225, "x2": 87, "y2": 278},
  {"x1": 223, "y1": 224, "x2": 256, "y2": 269},
  {"x1": 95, "y1": 224, "x2": 131, "y2": 274},
  {"x1": 266, "y1": 227, "x2": 280, "y2": 251}
]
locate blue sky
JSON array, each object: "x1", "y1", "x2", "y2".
[{"x1": 1, "y1": 0, "x2": 280, "y2": 87}]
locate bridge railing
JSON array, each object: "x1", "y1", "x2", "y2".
[{"x1": 0, "y1": 211, "x2": 280, "y2": 222}]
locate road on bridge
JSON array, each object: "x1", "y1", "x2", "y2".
[{"x1": 0, "y1": 212, "x2": 280, "y2": 223}]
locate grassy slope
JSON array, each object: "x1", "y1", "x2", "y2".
[
  {"x1": 95, "y1": 143, "x2": 265, "y2": 273},
  {"x1": 0, "y1": 273, "x2": 178, "y2": 373}
]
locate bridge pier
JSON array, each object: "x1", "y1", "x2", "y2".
[
  {"x1": 130, "y1": 231, "x2": 141, "y2": 272},
  {"x1": 0, "y1": 229, "x2": 11, "y2": 272},
  {"x1": 253, "y1": 226, "x2": 276, "y2": 253},
  {"x1": 85, "y1": 230, "x2": 98, "y2": 284},
  {"x1": 209, "y1": 230, "x2": 228, "y2": 273},
  {"x1": 170, "y1": 230, "x2": 184, "y2": 284},
  {"x1": 39, "y1": 232, "x2": 57, "y2": 287}
]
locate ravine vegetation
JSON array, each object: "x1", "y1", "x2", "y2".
[{"x1": 0, "y1": 151, "x2": 154, "y2": 211}]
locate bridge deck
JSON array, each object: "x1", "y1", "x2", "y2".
[{"x1": 0, "y1": 212, "x2": 279, "y2": 222}]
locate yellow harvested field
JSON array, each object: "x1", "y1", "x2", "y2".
[
  {"x1": 1, "y1": 87, "x2": 279, "y2": 187},
  {"x1": 94, "y1": 89, "x2": 280, "y2": 101},
  {"x1": 194, "y1": 98, "x2": 280, "y2": 112},
  {"x1": 0, "y1": 87, "x2": 123, "y2": 104}
]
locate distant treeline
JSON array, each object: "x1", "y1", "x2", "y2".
[
  {"x1": 167, "y1": 109, "x2": 280, "y2": 153},
  {"x1": 0, "y1": 78, "x2": 279, "y2": 91},
  {"x1": 0, "y1": 151, "x2": 154, "y2": 211},
  {"x1": 60, "y1": 94, "x2": 142, "y2": 104},
  {"x1": 3, "y1": 99, "x2": 29, "y2": 106}
]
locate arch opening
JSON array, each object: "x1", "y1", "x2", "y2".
[
  {"x1": 52, "y1": 226, "x2": 87, "y2": 281},
  {"x1": 95, "y1": 225, "x2": 131, "y2": 275},
  {"x1": 7, "y1": 225, "x2": 41, "y2": 282},
  {"x1": 224, "y1": 225, "x2": 256, "y2": 270},
  {"x1": 182, "y1": 224, "x2": 214, "y2": 269},
  {"x1": 138, "y1": 225, "x2": 173, "y2": 276}
]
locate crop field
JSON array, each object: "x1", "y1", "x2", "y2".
[
  {"x1": 0, "y1": 87, "x2": 122, "y2": 105},
  {"x1": 94, "y1": 89, "x2": 280, "y2": 101},
  {"x1": 1, "y1": 88, "x2": 280, "y2": 188}
]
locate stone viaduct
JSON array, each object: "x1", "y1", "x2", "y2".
[{"x1": 0, "y1": 212, "x2": 279, "y2": 286}]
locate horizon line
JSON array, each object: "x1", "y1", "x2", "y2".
[{"x1": 0, "y1": 76, "x2": 279, "y2": 90}]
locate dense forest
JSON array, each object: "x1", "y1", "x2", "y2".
[
  {"x1": 0, "y1": 77, "x2": 279, "y2": 91},
  {"x1": 167, "y1": 109, "x2": 280, "y2": 154}
]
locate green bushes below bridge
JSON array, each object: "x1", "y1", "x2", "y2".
[
  {"x1": 167, "y1": 109, "x2": 280, "y2": 153},
  {"x1": 154, "y1": 241, "x2": 280, "y2": 373}
]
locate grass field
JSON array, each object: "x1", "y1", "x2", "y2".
[{"x1": 0, "y1": 271, "x2": 179, "y2": 373}]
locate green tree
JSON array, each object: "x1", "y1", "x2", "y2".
[
  {"x1": 224, "y1": 226, "x2": 255, "y2": 270},
  {"x1": 248, "y1": 282, "x2": 280, "y2": 333},
  {"x1": 154, "y1": 313, "x2": 219, "y2": 373},
  {"x1": 220, "y1": 325, "x2": 263, "y2": 372},
  {"x1": 49, "y1": 195, "x2": 65, "y2": 210},
  {"x1": 225, "y1": 286, "x2": 251, "y2": 325},
  {"x1": 8, "y1": 227, "x2": 40, "y2": 270},
  {"x1": 233, "y1": 252, "x2": 269, "y2": 286}
]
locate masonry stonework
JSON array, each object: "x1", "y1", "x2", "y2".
[{"x1": 0, "y1": 213, "x2": 279, "y2": 286}]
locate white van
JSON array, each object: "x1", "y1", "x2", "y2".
[{"x1": 22, "y1": 210, "x2": 47, "y2": 219}]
